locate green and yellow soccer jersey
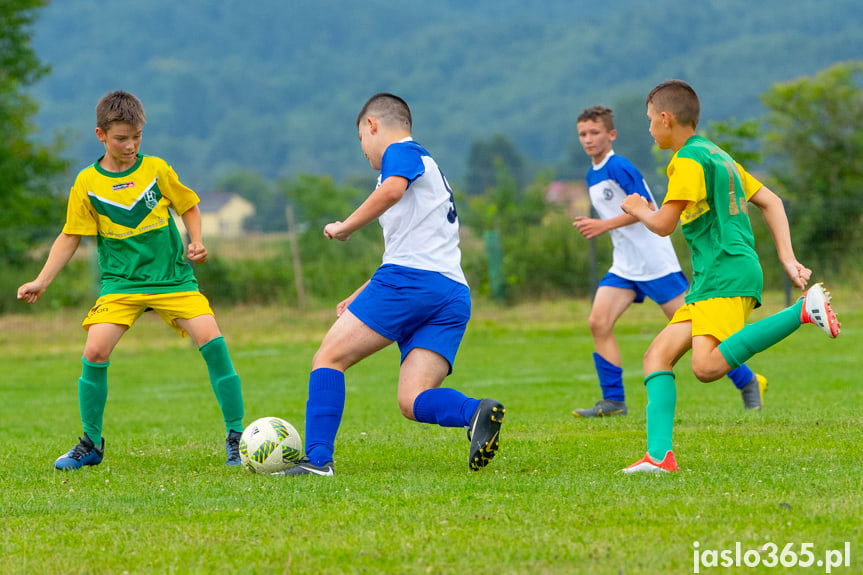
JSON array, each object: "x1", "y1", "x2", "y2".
[
  {"x1": 63, "y1": 154, "x2": 200, "y2": 296},
  {"x1": 664, "y1": 135, "x2": 764, "y2": 305}
]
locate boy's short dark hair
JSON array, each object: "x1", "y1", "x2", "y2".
[
  {"x1": 646, "y1": 80, "x2": 700, "y2": 128},
  {"x1": 577, "y1": 105, "x2": 615, "y2": 131},
  {"x1": 96, "y1": 91, "x2": 146, "y2": 132},
  {"x1": 356, "y1": 93, "x2": 412, "y2": 130}
]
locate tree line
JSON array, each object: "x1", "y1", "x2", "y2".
[{"x1": 2, "y1": 2, "x2": 861, "y2": 313}]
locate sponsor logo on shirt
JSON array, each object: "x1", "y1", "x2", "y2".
[{"x1": 112, "y1": 182, "x2": 135, "y2": 191}]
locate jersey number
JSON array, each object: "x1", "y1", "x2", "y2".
[
  {"x1": 442, "y1": 171, "x2": 458, "y2": 223},
  {"x1": 722, "y1": 161, "x2": 748, "y2": 216}
]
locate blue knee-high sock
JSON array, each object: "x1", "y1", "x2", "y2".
[
  {"x1": 727, "y1": 364, "x2": 755, "y2": 390},
  {"x1": 594, "y1": 352, "x2": 624, "y2": 401},
  {"x1": 412, "y1": 388, "x2": 480, "y2": 427},
  {"x1": 304, "y1": 368, "x2": 346, "y2": 466}
]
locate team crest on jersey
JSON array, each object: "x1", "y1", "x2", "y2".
[
  {"x1": 602, "y1": 187, "x2": 614, "y2": 201},
  {"x1": 112, "y1": 181, "x2": 135, "y2": 191},
  {"x1": 144, "y1": 190, "x2": 159, "y2": 209}
]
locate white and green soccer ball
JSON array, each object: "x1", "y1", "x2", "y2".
[{"x1": 239, "y1": 416, "x2": 303, "y2": 474}]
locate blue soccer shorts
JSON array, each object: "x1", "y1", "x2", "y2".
[
  {"x1": 348, "y1": 264, "x2": 471, "y2": 374},
  {"x1": 598, "y1": 271, "x2": 689, "y2": 305}
]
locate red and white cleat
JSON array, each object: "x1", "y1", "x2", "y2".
[
  {"x1": 801, "y1": 283, "x2": 841, "y2": 338},
  {"x1": 621, "y1": 450, "x2": 679, "y2": 474}
]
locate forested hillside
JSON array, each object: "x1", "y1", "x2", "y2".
[{"x1": 29, "y1": 0, "x2": 863, "y2": 188}]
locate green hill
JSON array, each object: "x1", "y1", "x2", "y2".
[{"x1": 28, "y1": 0, "x2": 863, "y2": 188}]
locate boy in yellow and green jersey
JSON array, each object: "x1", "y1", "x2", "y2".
[
  {"x1": 17, "y1": 90, "x2": 245, "y2": 470},
  {"x1": 619, "y1": 80, "x2": 840, "y2": 473}
]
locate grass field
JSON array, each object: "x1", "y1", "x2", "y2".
[{"x1": 1, "y1": 290, "x2": 860, "y2": 574}]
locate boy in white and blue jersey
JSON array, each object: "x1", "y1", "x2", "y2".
[
  {"x1": 571, "y1": 106, "x2": 765, "y2": 418},
  {"x1": 275, "y1": 93, "x2": 504, "y2": 477}
]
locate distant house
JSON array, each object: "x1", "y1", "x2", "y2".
[
  {"x1": 546, "y1": 181, "x2": 591, "y2": 218},
  {"x1": 173, "y1": 193, "x2": 255, "y2": 238}
]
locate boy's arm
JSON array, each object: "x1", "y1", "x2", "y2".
[
  {"x1": 324, "y1": 176, "x2": 408, "y2": 241},
  {"x1": 620, "y1": 195, "x2": 686, "y2": 237},
  {"x1": 180, "y1": 205, "x2": 207, "y2": 263},
  {"x1": 573, "y1": 213, "x2": 640, "y2": 239},
  {"x1": 17, "y1": 232, "x2": 82, "y2": 303},
  {"x1": 748, "y1": 185, "x2": 811, "y2": 290}
]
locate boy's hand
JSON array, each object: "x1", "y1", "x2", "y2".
[
  {"x1": 187, "y1": 242, "x2": 208, "y2": 264},
  {"x1": 336, "y1": 293, "x2": 359, "y2": 317},
  {"x1": 17, "y1": 280, "x2": 47, "y2": 304},
  {"x1": 572, "y1": 216, "x2": 608, "y2": 239},
  {"x1": 783, "y1": 259, "x2": 812, "y2": 291},
  {"x1": 620, "y1": 194, "x2": 650, "y2": 216},
  {"x1": 324, "y1": 221, "x2": 351, "y2": 241}
]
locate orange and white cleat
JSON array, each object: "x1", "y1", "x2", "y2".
[
  {"x1": 801, "y1": 283, "x2": 840, "y2": 338},
  {"x1": 621, "y1": 451, "x2": 679, "y2": 474}
]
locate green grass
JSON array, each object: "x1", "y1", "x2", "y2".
[{"x1": 1, "y1": 291, "x2": 860, "y2": 574}]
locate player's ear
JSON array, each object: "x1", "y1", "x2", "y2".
[
  {"x1": 609, "y1": 129, "x2": 618, "y2": 141},
  {"x1": 367, "y1": 116, "x2": 379, "y2": 134},
  {"x1": 95, "y1": 127, "x2": 107, "y2": 142},
  {"x1": 660, "y1": 111, "x2": 674, "y2": 128}
]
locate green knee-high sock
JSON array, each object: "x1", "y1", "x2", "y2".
[
  {"x1": 79, "y1": 358, "x2": 109, "y2": 444},
  {"x1": 718, "y1": 300, "x2": 804, "y2": 369},
  {"x1": 645, "y1": 370, "x2": 676, "y2": 461},
  {"x1": 200, "y1": 336, "x2": 244, "y2": 433}
]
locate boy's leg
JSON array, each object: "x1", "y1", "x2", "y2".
[
  {"x1": 180, "y1": 314, "x2": 244, "y2": 433},
  {"x1": 78, "y1": 358, "x2": 110, "y2": 444},
  {"x1": 197, "y1": 333, "x2": 245, "y2": 466},
  {"x1": 194, "y1": 327, "x2": 245, "y2": 436},
  {"x1": 657, "y1": 290, "x2": 762, "y2": 406},
  {"x1": 645, "y1": 370, "x2": 677, "y2": 461},
  {"x1": 573, "y1": 286, "x2": 634, "y2": 417},
  {"x1": 727, "y1": 364, "x2": 768, "y2": 411},
  {"x1": 278, "y1": 310, "x2": 391, "y2": 475},
  {"x1": 401, "y1": 348, "x2": 477, "y2": 426},
  {"x1": 623, "y1": 321, "x2": 691, "y2": 473},
  {"x1": 303, "y1": 367, "x2": 346, "y2": 467},
  {"x1": 403, "y1": 348, "x2": 504, "y2": 471},
  {"x1": 56, "y1": 322, "x2": 126, "y2": 470},
  {"x1": 718, "y1": 285, "x2": 840, "y2": 369}
]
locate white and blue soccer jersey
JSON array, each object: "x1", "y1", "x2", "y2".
[
  {"x1": 377, "y1": 137, "x2": 467, "y2": 286},
  {"x1": 587, "y1": 151, "x2": 682, "y2": 281}
]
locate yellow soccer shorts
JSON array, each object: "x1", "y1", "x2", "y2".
[
  {"x1": 82, "y1": 292, "x2": 215, "y2": 337},
  {"x1": 669, "y1": 296, "x2": 757, "y2": 341}
]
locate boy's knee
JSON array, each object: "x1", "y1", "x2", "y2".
[
  {"x1": 398, "y1": 399, "x2": 416, "y2": 421},
  {"x1": 691, "y1": 363, "x2": 724, "y2": 383},
  {"x1": 82, "y1": 346, "x2": 111, "y2": 364},
  {"x1": 588, "y1": 313, "x2": 613, "y2": 336},
  {"x1": 642, "y1": 347, "x2": 668, "y2": 375},
  {"x1": 311, "y1": 348, "x2": 330, "y2": 371}
]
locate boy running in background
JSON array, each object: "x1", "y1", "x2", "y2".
[
  {"x1": 275, "y1": 93, "x2": 504, "y2": 477},
  {"x1": 619, "y1": 80, "x2": 840, "y2": 473},
  {"x1": 571, "y1": 105, "x2": 766, "y2": 418},
  {"x1": 17, "y1": 91, "x2": 245, "y2": 470}
]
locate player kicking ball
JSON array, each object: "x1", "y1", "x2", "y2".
[
  {"x1": 619, "y1": 80, "x2": 840, "y2": 474},
  {"x1": 273, "y1": 93, "x2": 504, "y2": 477}
]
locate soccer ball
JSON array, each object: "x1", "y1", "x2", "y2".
[{"x1": 239, "y1": 416, "x2": 303, "y2": 474}]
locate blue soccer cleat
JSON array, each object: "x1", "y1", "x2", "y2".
[
  {"x1": 225, "y1": 430, "x2": 243, "y2": 466},
  {"x1": 54, "y1": 434, "x2": 104, "y2": 471}
]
